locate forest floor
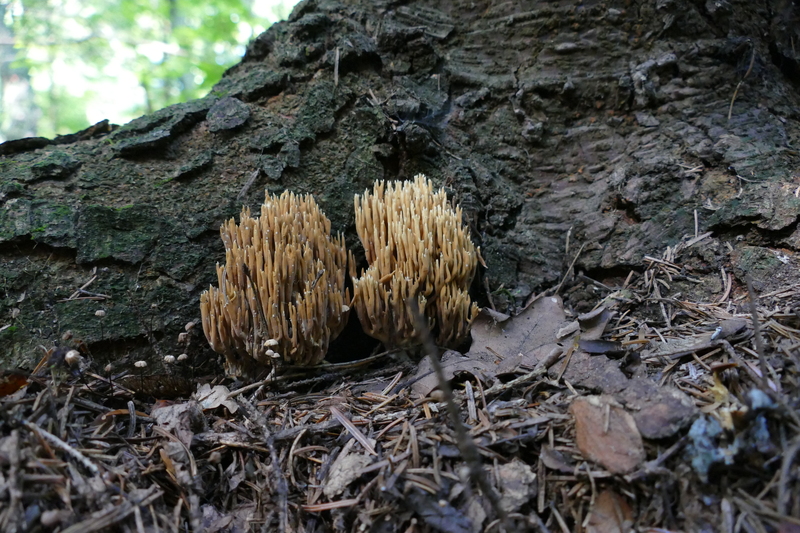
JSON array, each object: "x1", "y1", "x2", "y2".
[{"x1": 1, "y1": 230, "x2": 799, "y2": 533}]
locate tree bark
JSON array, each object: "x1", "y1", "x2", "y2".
[{"x1": 1, "y1": 0, "x2": 798, "y2": 373}]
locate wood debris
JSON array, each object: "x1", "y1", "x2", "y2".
[{"x1": 1, "y1": 236, "x2": 799, "y2": 532}]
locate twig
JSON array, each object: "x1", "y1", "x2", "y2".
[
  {"x1": 24, "y1": 421, "x2": 99, "y2": 475},
  {"x1": 334, "y1": 47, "x2": 340, "y2": 87},
  {"x1": 484, "y1": 347, "x2": 563, "y2": 396},
  {"x1": 484, "y1": 275, "x2": 496, "y2": 311},
  {"x1": 554, "y1": 243, "x2": 586, "y2": 295},
  {"x1": 745, "y1": 275, "x2": 770, "y2": 388},
  {"x1": 408, "y1": 299, "x2": 510, "y2": 526},
  {"x1": 60, "y1": 485, "x2": 162, "y2": 533},
  {"x1": 237, "y1": 168, "x2": 261, "y2": 201},
  {"x1": 728, "y1": 41, "x2": 756, "y2": 121},
  {"x1": 625, "y1": 436, "x2": 687, "y2": 482},
  {"x1": 267, "y1": 434, "x2": 289, "y2": 533}
]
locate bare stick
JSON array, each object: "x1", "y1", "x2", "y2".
[
  {"x1": 554, "y1": 243, "x2": 585, "y2": 295},
  {"x1": 745, "y1": 275, "x2": 770, "y2": 388},
  {"x1": 728, "y1": 41, "x2": 756, "y2": 121},
  {"x1": 24, "y1": 421, "x2": 99, "y2": 475},
  {"x1": 267, "y1": 435, "x2": 289, "y2": 533},
  {"x1": 408, "y1": 299, "x2": 509, "y2": 526}
]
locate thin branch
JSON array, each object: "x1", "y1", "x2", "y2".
[{"x1": 408, "y1": 299, "x2": 510, "y2": 526}]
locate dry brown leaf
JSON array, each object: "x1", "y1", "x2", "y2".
[
  {"x1": 323, "y1": 442, "x2": 372, "y2": 499},
  {"x1": 586, "y1": 489, "x2": 633, "y2": 533},
  {"x1": 578, "y1": 306, "x2": 615, "y2": 341},
  {"x1": 540, "y1": 445, "x2": 575, "y2": 473},
  {"x1": 468, "y1": 295, "x2": 572, "y2": 373},
  {"x1": 150, "y1": 401, "x2": 206, "y2": 448},
  {"x1": 557, "y1": 350, "x2": 697, "y2": 439},
  {"x1": 195, "y1": 384, "x2": 239, "y2": 413},
  {"x1": 570, "y1": 395, "x2": 645, "y2": 474},
  {"x1": 411, "y1": 296, "x2": 572, "y2": 396},
  {"x1": 411, "y1": 349, "x2": 496, "y2": 397}
]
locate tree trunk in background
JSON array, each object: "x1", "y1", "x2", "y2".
[
  {"x1": 0, "y1": 0, "x2": 798, "y2": 375},
  {"x1": 0, "y1": 4, "x2": 39, "y2": 142}
]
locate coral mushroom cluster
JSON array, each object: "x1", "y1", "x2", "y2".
[
  {"x1": 200, "y1": 191, "x2": 352, "y2": 376},
  {"x1": 352, "y1": 175, "x2": 479, "y2": 348},
  {"x1": 200, "y1": 175, "x2": 480, "y2": 376}
]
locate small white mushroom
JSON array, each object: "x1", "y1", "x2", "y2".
[
  {"x1": 95, "y1": 310, "x2": 106, "y2": 317},
  {"x1": 163, "y1": 355, "x2": 176, "y2": 364},
  {"x1": 177, "y1": 354, "x2": 189, "y2": 362},
  {"x1": 134, "y1": 360, "x2": 147, "y2": 368},
  {"x1": 64, "y1": 350, "x2": 82, "y2": 367}
]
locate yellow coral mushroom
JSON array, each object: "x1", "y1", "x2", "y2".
[
  {"x1": 352, "y1": 174, "x2": 479, "y2": 348},
  {"x1": 200, "y1": 190, "x2": 353, "y2": 376}
]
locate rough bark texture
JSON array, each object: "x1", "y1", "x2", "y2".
[{"x1": 1, "y1": 0, "x2": 799, "y2": 372}]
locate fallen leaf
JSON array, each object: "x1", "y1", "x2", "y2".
[
  {"x1": 0, "y1": 370, "x2": 29, "y2": 398},
  {"x1": 578, "y1": 306, "x2": 615, "y2": 340},
  {"x1": 557, "y1": 350, "x2": 696, "y2": 439},
  {"x1": 195, "y1": 383, "x2": 239, "y2": 413},
  {"x1": 323, "y1": 443, "x2": 372, "y2": 498},
  {"x1": 479, "y1": 307, "x2": 511, "y2": 323},
  {"x1": 405, "y1": 488, "x2": 472, "y2": 533},
  {"x1": 540, "y1": 445, "x2": 575, "y2": 473},
  {"x1": 151, "y1": 401, "x2": 206, "y2": 448},
  {"x1": 468, "y1": 295, "x2": 572, "y2": 374},
  {"x1": 570, "y1": 395, "x2": 645, "y2": 474},
  {"x1": 411, "y1": 349, "x2": 495, "y2": 397},
  {"x1": 411, "y1": 297, "x2": 573, "y2": 397},
  {"x1": 586, "y1": 489, "x2": 633, "y2": 533}
]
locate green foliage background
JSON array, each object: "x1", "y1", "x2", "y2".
[{"x1": 1, "y1": 0, "x2": 296, "y2": 140}]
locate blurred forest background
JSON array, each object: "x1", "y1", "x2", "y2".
[{"x1": 0, "y1": 0, "x2": 298, "y2": 142}]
